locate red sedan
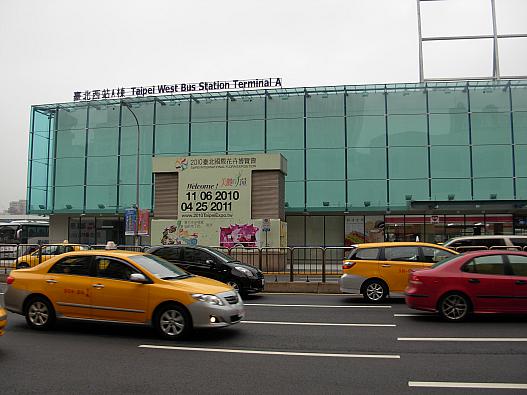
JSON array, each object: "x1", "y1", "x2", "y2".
[{"x1": 405, "y1": 250, "x2": 527, "y2": 321}]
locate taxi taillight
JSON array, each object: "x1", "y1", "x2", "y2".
[
  {"x1": 6, "y1": 276, "x2": 14, "y2": 285},
  {"x1": 342, "y1": 261, "x2": 356, "y2": 270}
]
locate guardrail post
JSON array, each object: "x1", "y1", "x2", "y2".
[
  {"x1": 321, "y1": 247, "x2": 326, "y2": 283},
  {"x1": 258, "y1": 247, "x2": 262, "y2": 271},
  {"x1": 289, "y1": 247, "x2": 294, "y2": 282}
]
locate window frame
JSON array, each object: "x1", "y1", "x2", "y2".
[{"x1": 48, "y1": 255, "x2": 94, "y2": 276}]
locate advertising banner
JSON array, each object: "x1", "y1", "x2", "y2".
[
  {"x1": 124, "y1": 208, "x2": 137, "y2": 236},
  {"x1": 137, "y1": 209, "x2": 150, "y2": 236}
]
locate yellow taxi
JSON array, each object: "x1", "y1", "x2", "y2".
[
  {"x1": 339, "y1": 242, "x2": 458, "y2": 302},
  {"x1": 4, "y1": 243, "x2": 244, "y2": 339},
  {"x1": 0, "y1": 307, "x2": 6, "y2": 336},
  {"x1": 16, "y1": 242, "x2": 90, "y2": 268}
]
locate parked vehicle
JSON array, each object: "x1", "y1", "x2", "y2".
[
  {"x1": 4, "y1": 245, "x2": 244, "y2": 339},
  {"x1": 339, "y1": 242, "x2": 457, "y2": 302},
  {"x1": 16, "y1": 242, "x2": 90, "y2": 268},
  {"x1": 405, "y1": 250, "x2": 527, "y2": 321},
  {"x1": 443, "y1": 235, "x2": 527, "y2": 252},
  {"x1": 147, "y1": 245, "x2": 264, "y2": 295},
  {"x1": 0, "y1": 307, "x2": 6, "y2": 336}
]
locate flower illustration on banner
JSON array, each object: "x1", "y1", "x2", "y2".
[
  {"x1": 161, "y1": 221, "x2": 198, "y2": 245},
  {"x1": 175, "y1": 158, "x2": 188, "y2": 171},
  {"x1": 219, "y1": 224, "x2": 259, "y2": 249}
]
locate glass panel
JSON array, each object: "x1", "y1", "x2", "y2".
[
  {"x1": 56, "y1": 129, "x2": 86, "y2": 158},
  {"x1": 87, "y1": 127, "x2": 119, "y2": 157},
  {"x1": 511, "y1": 86, "x2": 527, "y2": 111},
  {"x1": 33, "y1": 109, "x2": 53, "y2": 132},
  {"x1": 385, "y1": 215, "x2": 404, "y2": 242},
  {"x1": 388, "y1": 115, "x2": 427, "y2": 146},
  {"x1": 424, "y1": 215, "x2": 446, "y2": 244},
  {"x1": 54, "y1": 186, "x2": 84, "y2": 211},
  {"x1": 348, "y1": 180, "x2": 387, "y2": 208},
  {"x1": 431, "y1": 179, "x2": 471, "y2": 201},
  {"x1": 119, "y1": 154, "x2": 152, "y2": 185},
  {"x1": 402, "y1": 215, "x2": 425, "y2": 242},
  {"x1": 306, "y1": 93, "x2": 344, "y2": 117},
  {"x1": 156, "y1": 100, "x2": 190, "y2": 124},
  {"x1": 346, "y1": 91, "x2": 385, "y2": 116},
  {"x1": 517, "y1": 178, "x2": 527, "y2": 199},
  {"x1": 55, "y1": 158, "x2": 84, "y2": 187},
  {"x1": 347, "y1": 115, "x2": 386, "y2": 148},
  {"x1": 88, "y1": 104, "x2": 120, "y2": 128},
  {"x1": 57, "y1": 107, "x2": 87, "y2": 131},
  {"x1": 513, "y1": 112, "x2": 527, "y2": 144},
  {"x1": 428, "y1": 88, "x2": 468, "y2": 114},
  {"x1": 385, "y1": 245, "x2": 420, "y2": 260},
  {"x1": 430, "y1": 146, "x2": 470, "y2": 178},
  {"x1": 29, "y1": 187, "x2": 47, "y2": 211},
  {"x1": 86, "y1": 186, "x2": 117, "y2": 211},
  {"x1": 485, "y1": 214, "x2": 513, "y2": 235},
  {"x1": 388, "y1": 147, "x2": 428, "y2": 179},
  {"x1": 325, "y1": 216, "x2": 344, "y2": 246},
  {"x1": 267, "y1": 94, "x2": 303, "y2": 119},
  {"x1": 155, "y1": 124, "x2": 189, "y2": 155},
  {"x1": 191, "y1": 122, "x2": 226, "y2": 154},
  {"x1": 387, "y1": 90, "x2": 426, "y2": 114},
  {"x1": 471, "y1": 113, "x2": 511, "y2": 145},
  {"x1": 306, "y1": 216, "x2": 324, "y2": 246},
  {"x1": 120, "y1": 125, "x2": 153, "y2": 155},
  {"x1": 286, "y1": 215, "x2": 305, "y2": 246},
  {"x1": 470, "y1": 87, "x2": 509, "y2": 113},
  {"x1": 306, "y1": 149, "x2": 345, "y2": 180},
  {"x1": 348, "y1": 147, "x2": 386, "y2": 179},
  {"x1": 228, "y1": 97, "x2": 265, "y2": 121},
  {"x1": 285, "y1": 181, "x2": 304, "y2": 209},
  {"x1": 389, "y1": 180, "x2": 429, "y2": 205},
  {"x1": 121, "y1": 101, "x2": 154, "y2": 127},
  {"x1": 228, "y1": 120, "x2": 264, "y2": 153},
  {"x1": 86, "y1": 157, "x2": 118, "y2": 185},
  {"x1": 267, "y1": 118, "x2": 303, "y2": 150},
  {"x1": 192, "y1": 99, "x2": 226, "y2": 122},
  {"x1": 307, "y1": 181, "x2": 345, "y2": 209},
  {"x1": 32, "y1": 133, "x2": 51, "y2": 161},
  {"x1": 29, "y1": 160, "x2": 49, "y2": 188},
  {"x1": 515, "y1": 145, "x2": 527, "y2": 177},
  {"x1": 119, "y1": 184, "x2": 152, "y2": 211},
  {"x1": 473, "y1": 178, "x2": 514, "y2": 200},
  {"x1": 472, "y1": 146, "x2": 513, "y2": 177},
  {"x1": 429, "y1": 113, "x2": 469, "y2": 145},
  {"x1": 306, "y1": 117, "x2": 345, "y2": 148}
]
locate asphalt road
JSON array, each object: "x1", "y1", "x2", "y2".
[{"x1": 1, "y1": 291, "x2": 527, "y2": 394}]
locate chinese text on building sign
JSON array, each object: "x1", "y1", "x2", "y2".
[{"x1": 73, "y1": 78, "x2": 282, "y2": 101}]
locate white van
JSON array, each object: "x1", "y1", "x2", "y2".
[{"x1": 443, "y1": 235, "x2": 527, "y2": 252}]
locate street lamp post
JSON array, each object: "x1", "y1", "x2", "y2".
[{"x1": 121, "y1": 101, "x2": 141, "y2": 246}]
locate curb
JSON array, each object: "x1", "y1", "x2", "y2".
[{"x1": 264, "y1": 282, "x2": 340, "y2": 294}]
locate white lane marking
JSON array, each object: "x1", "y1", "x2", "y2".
[
  {"x1": 139, "y1": 345, "x2": 400, "y2": 359},
  {"x1": 393, "y1": 313, "x2": 428, "y2": 317},
  {"x1": 409, "y1": 381, "x2": 527, "y2": 389},
  {"x1": 260, "y1": 292, "x2": 347, "y2": 296},
  {"x1": 399, "y1": 337, "x2": 527, "y2": 342},
  {"x1": 242, "y1": 320, "x2": 395, "y2": 327},
  {"x1": 245, "y1": 303, "x2": 391, "y2": 309}
]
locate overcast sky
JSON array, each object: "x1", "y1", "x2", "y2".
[{"x1": 0, "y1": 0, "x2": 525, "y2": 211}]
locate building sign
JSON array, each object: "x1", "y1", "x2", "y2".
[{"x1": 73, "y1": 77, "x2": 283, "y2": 102}]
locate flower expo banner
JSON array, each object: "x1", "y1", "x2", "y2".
[{"x1": 152, "y1": 153, "x2": 285, "y2": 247}]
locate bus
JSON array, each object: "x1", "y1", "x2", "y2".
[{"x1": 0, "y1": 221, "x2": 49, "y2": 258}]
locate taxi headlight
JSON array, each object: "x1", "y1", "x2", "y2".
[
  {"x1": 192, "y1": 294, "x2": 224, "y2": 306},
  {"x1": 234, "y1": 266, "x2": 254, "y2": 277},
  {"x1": 0, "y1": 314, "x2": 6, "y2": 321}
]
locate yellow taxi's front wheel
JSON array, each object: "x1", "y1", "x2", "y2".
[
  {"x1": 154, "y1": 304, "x2": 191, "y2": 340},
  {"x1": 25, "y1": 296, "x2": 56, "y2": 330}
]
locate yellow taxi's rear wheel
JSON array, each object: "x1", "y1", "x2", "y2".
[
  {"x1": 363, "y1": 279, "x2": 388, "y2": 303},
  {"x1": 154, "y1": 304, "x2": 191, "y2": 340},
  {"x1": 25, "y1": 296, "x2": 55, "y2": 330}
]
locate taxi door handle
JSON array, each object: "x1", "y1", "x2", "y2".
[
  {"x1": 92, "y1": 284, "x2": 105, "y2": 289},
  {"x1": 468, "y1": 278, "x2": 480, "y2": 284},
  {"x1": 46, "y1": 279, "x2": 57, "y2": 284},
  {"x1": 381, "y1": 264, "x2": 391, "y2": 268},
  {"x1": 516, "y1": 280, "x2": 527, "y2": 285}
]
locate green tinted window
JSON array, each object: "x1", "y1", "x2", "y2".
[
  {"x1": 348, "y1": 148, "x2": 386, "y2": 179},
  {"x1": 306, "y1": 149, "x2": 345, "y2": 180},
  {"x1": 430, "y1": 146, "x2": 470, "y2": 178},
  {"x1": 285, "y1": 181, "x2": 304, "y2": 209},
  {"x1": 515, "y1": 145, "x2": 527, "y2": 177},
  {"x1": 473, "y1": 146, "x2": 513, "y2": 177},
  {"x1": 473, "y1": 178, "x2": 513, "y2": 200},
  {"x1": 348, "y1": 180, "x2": 387, "y2": 207},
  {"x1": 307, "y1": 181, "x2": 345, "y2": 209},
  {"x1": 389, "y1": 147, "x2": 428, "y2": 179},
  {"x1": 346, "y1": 91, "x2": 385, "y2": 116},
  {"x1": 347, "y1": 116, "x2": 386, "y2": 147},
  {"x1": 387, "y1": 90, "x2": 426, "y2": 114},
  {"x1": 513, "y1": 112, "x2": 527, "y2": 144},
  {"x1": 307, "y1": 117, "x2": 344, "y2": 149},
  {"x1": 155, "y1": 124, "x2": 189, "y2": 155},
  {"x1": 228, "y1": 120, "x2": 264, "y2": 153},
  {"x1": 389, "y1": 180, "x2": 428, "y2": 205},
  {"x1": 471, "y1": 113, "x2": 511, "y2": 145},
  {"x1": 431, "y1": 179, "x2": 471, "y2": 201},
  {"x1": 307, "y1": 93, "x2": 344, "y2": 117},
  {"x1": 191, "y1": 122, "x2": 226, "y2": 154},
  {"x1": 428, "y1": 89, "x2": 468, "y2": 114},
  {"x1": 388, "y1": 115, "x2": 427, "y2": 146},
  {"x1": 429, "y1": 113, "x2": 469, "y2": 145},
  {"x1": 267, "y1": 118, "x2": 303, "y2": 150},
  {"x1": 470, "y1": 87, "x2": 509, "y2": 113}
]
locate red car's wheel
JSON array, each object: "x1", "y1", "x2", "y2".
[{"x1": 438, "y1": 292, "x2": 471, "y2": 321}]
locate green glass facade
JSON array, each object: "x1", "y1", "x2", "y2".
[{"x1": 27, "y1": 79, "x2": 527, "y2": 244}]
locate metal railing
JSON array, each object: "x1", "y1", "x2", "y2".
[{"x1": 2, "y1": 243, "x2": 527, "y2": 280}]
